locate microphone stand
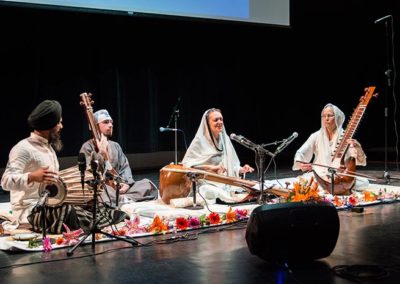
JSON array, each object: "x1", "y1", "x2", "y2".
[
  {"x1": 254, "y1": 146, "x2": 275, "y2": 204},
  {"x1": 261, "y1": 139, "x2": 285, "y2": 147},
  {"x1": 379, "y1": 17, "x2": 394, "y2": 184},
  {"x1": 185, "y1": 172, "x2": 203, "y2": 210},
  {"x1": 67, "y1": 162, "x2": 138, "y2": 257},
  {"x1": 38, "y1": 190, "x2": 49, "y2": 239},
  {"x1": 165, "y1": 97, "x2": 181, "y2": 165},
  {"x1": 174, "y1": 109, "x2": 179, "y2": 165},
  {"x1": 328, "y1": 167, "x2": 337, "y2": 195},
  {"x1": 115, "y1": 179, "x2": 120, "y2": 208}
]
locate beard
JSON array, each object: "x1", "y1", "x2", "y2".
[
  {"x1": 49, "y1": 129, "x2": 63, "y2": 152},
  {"x1": 104, "y1": 130, "x2": 113, "y2": 139}
]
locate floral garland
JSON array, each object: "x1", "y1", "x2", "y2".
[
  {"x1": 27, "y1": 207, "x2": 249, "y2": 251},
  {"x1": 285, "y1": 177, "x2": 400, "y2": 208},
  {"x1": 286, "y1": 176, "x2": 322, "y2": 202}
]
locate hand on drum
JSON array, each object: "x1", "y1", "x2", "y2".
[{"x1": 28, "y1": 166, "x2": 59, "y2": 184}]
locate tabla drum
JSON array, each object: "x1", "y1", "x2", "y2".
[{"x1": 38, "y1": 165, "x2": 98, "y2": 207}]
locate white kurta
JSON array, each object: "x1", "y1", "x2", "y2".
[
  {"x1": 1, "y1": 132, "x2": 59, "y2": 225},
  {"x1": 292, "y1": 103, "x2": 368, "y2": 189},
  {"x1": 182, "y1": 109, "x2": 243, "y2": 202}
]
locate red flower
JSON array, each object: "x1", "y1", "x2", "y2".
[
  {"x1": 55, "y1": 237, "x2": 64, "y2": 245},
  {"x1": 348, "y1": 196, "x2": 358, "y2": 206},
  {"x1": 208, "y1": 212, "x2": 220, "y2": 224},
  {"x1": 176, "y1": 217, "x2": 189, "y2": 230}
]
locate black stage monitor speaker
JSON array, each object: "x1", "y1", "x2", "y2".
[{"x1": 246, "y1": 201, "x2": 340, "y2": 262}]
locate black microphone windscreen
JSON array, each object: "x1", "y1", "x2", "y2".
[
  {"x1": 78, "y1": 152, "x2": 86, "y2": 171},
  {"x1": 78, "y1": 152, "x2": 86, "y2": 163}
]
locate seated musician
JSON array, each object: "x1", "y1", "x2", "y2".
[
  {"x1": 1, "y1": 100, "x2": 127, "y2": 233},
  {"x1": 80, "y1": 109, "x2": 158, "y2": 207},
  {"x1": 292, "y1": 103, "x2": 368, "y2": 192},
  {"x1": 181, "y1": 108, "x2": 254, "y2": 203}
]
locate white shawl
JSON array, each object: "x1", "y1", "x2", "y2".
[{"x1": 181, "y1": 109, "x2": 241, "y2": 177}]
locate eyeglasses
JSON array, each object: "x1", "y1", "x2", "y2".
[{"x1": 321, "y1": 114, "x2": 335, "y2": 119}]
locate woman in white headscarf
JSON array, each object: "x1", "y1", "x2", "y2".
[
  {"x1": 182, "y1": 108, "x2": 254, "y2": 203},
  {"x1": 292, "y1": 103, "x2": 368, "y2": 190}
]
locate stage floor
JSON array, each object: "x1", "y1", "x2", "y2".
[{"x1": 1, "y1": 165, "x2": 400, "y2": 283}]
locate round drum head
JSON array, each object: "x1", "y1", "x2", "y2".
[{"x1": 38, "y1": 180, "x2": 67, "y2": 207}]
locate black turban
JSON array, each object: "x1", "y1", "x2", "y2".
[{"x1": 27, "y1": 100, "x2": 62, "y2": 130}]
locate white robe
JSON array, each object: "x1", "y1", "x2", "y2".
[
  {"x1": 292, "y1": 103, "x2": 368, "y2": 190},
  {"x1": 181, "y1": 109, "x2": 243, "y2": 203}
]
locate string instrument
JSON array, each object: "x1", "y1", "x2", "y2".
[
  {"x1": 313, "y1": 86, "x2": 378, "y2": 195},
  {"x1": 79, "y1": 92, "x2": 119, "y2": 180},
  {"x1": 159, "y1": 164, "x2": 288, "y2": 204}
]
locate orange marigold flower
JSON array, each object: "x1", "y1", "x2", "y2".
[
  {"x1": 149, "y1": 215, "x2": 169, "y2": 233},
  {"x1": 176, "y1": 217, "x2": 189, "y2": 230},
  {"x1": 363, "y1": 191, "x2": 377, "y2": 202},
  {"x1": 333, "y1": 195, "x2": 343, "y2": 207},
  {"x1": 225, "y1": 207, "x2": 237, "y2": 223},
  {"x1": 208, "y1": 212, "x2": 220, "y2": 224}
]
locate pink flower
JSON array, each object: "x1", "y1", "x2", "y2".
[
  {"x1": 124, "y1": 215, "x2": 147, "y2": 235},
  {"x1": 62, "y1": 223, "x2": 84, "y2": 245},
  {"x1": 235, "y1": 209, "x2": 248, "y2": 219},
  {"x1": 43, "y1": 237, "x2": 52, "y2": 252},
  {"x1": 188, "y1": 217, "x2": 200, "y2": 228}
]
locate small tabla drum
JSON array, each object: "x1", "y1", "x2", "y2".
[{"x1": 38, "y1": 165, "x2": 99, "y2": 207}]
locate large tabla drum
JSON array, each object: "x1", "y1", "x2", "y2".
[{"x1": 38, "y1": 165, "x2": 97, "y2": 207}]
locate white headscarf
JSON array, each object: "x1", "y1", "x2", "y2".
[
  {"x1": 316, "y1": 103, "x2": 346, "y2": 167},
  {"x1": 181, "y1": 108, "x2": 241, "y2": 177}
]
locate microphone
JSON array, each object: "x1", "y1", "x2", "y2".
[
  {"x1": 167, "y1": 97, "x2": 182, "y2": 128},
  {"x1": 159, "y1": 127, "x2": 179, "y2": 132},
  {"x1": 34, "y1": 189, "x2": 50, "y2": 211},
  {"x1": 230, "y1": 133, "x2": 259, "y2": 150},
  {"x1": 276, "y1": 132, "x2": 298, "y2": 153},
  {"x1": 374, "y1": 15, "x2": 392, "y2": 24},
  {"x1": 78, "y1": 153, "x2": 86, "y2": 190}
]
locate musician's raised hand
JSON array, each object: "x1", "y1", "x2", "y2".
[
  {"x1": 118, "y1": 183, "x2": 130, "y2": 194},
  {"x1": 240, "y1": 164, "x2": 254, "y2": 174},
  {"x1": 347, "y1": 139, "x2": 362, "y2": 159},
  {"x1": 299, "y1": 163, "x2": 313, "y2": 172},
  {"x1": 97, "y1": 133, "x2": 109, "y2": 159}
]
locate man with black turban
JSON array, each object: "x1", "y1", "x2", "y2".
[
  {"x1": 1, "y1": 100, "x2": 64, "y2": 231},
  {"x1": 2, "y1": 100, "x2": 128, "y2": 234}
]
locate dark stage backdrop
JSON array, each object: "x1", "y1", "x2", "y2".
[{"x1": 0, "y1": 0, "x2": 398, "y2": 171}]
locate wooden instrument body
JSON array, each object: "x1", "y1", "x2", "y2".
[
  {"x1": 314, "y1": 86, "x2": 377, "y2": 195},
  {"x1": 159, "y1": 164, "x2": 288, "y2": 204}
]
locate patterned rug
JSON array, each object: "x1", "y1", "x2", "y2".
[{"x1": 1, "y1": 179, "x2": 399, "y2": 253}]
